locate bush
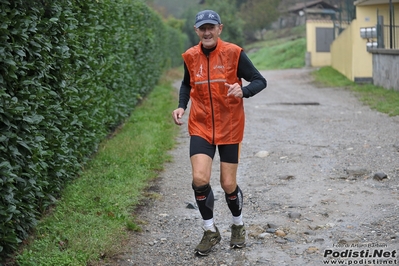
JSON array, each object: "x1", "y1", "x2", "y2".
[{"x1": 0, "y1": 0, "x2": 184, "y2": 260}]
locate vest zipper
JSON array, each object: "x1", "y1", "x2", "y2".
[{"x1": 206, "y1": 54, "x2": 215, "y2": 144}]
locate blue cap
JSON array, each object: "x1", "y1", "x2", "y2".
[{"x1": 195, "y1": 10, "x2": 221, "y2": 28}]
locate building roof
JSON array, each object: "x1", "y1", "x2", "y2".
[
  {"x1": 287, "y1": 0, "x2": 339, "y2": 12},
  {"x1": 354, "y1": 0, "x2": 399, "y2": 5}
]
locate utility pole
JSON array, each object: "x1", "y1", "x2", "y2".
[{"x1": 389, "y1": 0, "x2": 393, "y2": 48}]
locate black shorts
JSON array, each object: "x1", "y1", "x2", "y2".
[{"x1": 189, "y1": 135, "x2": 241, "y2": 163}]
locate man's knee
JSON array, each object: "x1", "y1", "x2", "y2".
[
  {"x1": 192, "y1": 170, "x2": 210, "y2": 184},
  {"x1": 221, "y1": 180, "x2": 237, "y2": 194},
  {"x1": 192, "y1": 171, "x2": 211, "y2": 188}
]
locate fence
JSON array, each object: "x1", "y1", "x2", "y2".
[
  {"x1": 380, "y1": 24, "x2": 399, "y2": 49},
  {"x1": 376, "y1": 14, "x2": 398, "y2": 49}
]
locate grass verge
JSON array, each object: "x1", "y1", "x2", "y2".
[
  {"x1": 247, "y1": 37, "x2": 306, "y2": 70},
  {"x1": 313, "y1": 66, "x2": 399, "y2": 116},
  {"x1": 15, "y1": 69, "x2": 182, "y2": 266},
  {"x1": 245, "y1": 25, "x2": 306, "y2": 70}
]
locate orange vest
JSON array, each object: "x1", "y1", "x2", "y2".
[{"x1": 182, "y1": 39, "x2": 244, "y2": 145}]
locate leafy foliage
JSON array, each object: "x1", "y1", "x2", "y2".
[
  {"x1": 0, "y1": 0, "x2": 185, "y2": 261},
  {"x1": 148, "y1": 0, "x2": 201, "y2": 18},
  {"x1": 240, "y1": 0, "x2": 281, "y2": 40}
]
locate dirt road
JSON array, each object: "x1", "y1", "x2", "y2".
[{"x1": 105, "y1": 68, "x2": 399, "y2": 266}]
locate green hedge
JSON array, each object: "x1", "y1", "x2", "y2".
[{"x1": 0, "y1": 0, "x2": 184, "y2": 260}]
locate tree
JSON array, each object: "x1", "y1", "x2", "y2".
[
  {"x1": 196, "y1": 0, "x2": 246, "y2": 46},
  {"x1": 240, "y1": 0, "x2": 281, "y2": 40},
  {"x1": 236, "y1": 0, "x2": 248, "y2": 8}
]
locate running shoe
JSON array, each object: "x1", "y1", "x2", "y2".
[
  {"x1": 195, "y1": 226, "x2": 221, "y2": 256},
  {"x1": 230, "y1": 224, "x2": 246, "y2": 248}
]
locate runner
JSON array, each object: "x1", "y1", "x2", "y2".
[{"x1": 172, "y1": 9, "x2": 267, "y2": 256}]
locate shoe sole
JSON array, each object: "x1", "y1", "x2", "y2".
[
  {"x1": 230, "y1": 242, "x2": 246, "y2": 248},
  {"x1": 195, "y1": 250, "x2": 211, "y2": 256}
]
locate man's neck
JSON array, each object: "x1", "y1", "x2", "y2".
[{"x1": 201, "y1": 44, "x2": 217, "y2": 56}]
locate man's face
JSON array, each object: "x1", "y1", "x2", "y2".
[{"x1": 195, "y1": 23, "x2": 223, "y2": 49}]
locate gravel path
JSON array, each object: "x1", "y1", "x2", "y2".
[{"x1": 101, "y1": 68, "x2": 399, "y2": 266}]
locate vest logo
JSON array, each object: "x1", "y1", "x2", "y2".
[
  {"x1": 214, "y1": 65, "x2": 224, "y2": 69},
  {"x1": 196, "y1": 64, "x2": 203, "y2": 77}
]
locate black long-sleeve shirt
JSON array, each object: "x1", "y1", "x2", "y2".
[{"x1": 178, "y1": 47, "x2": 267, "y2": 110}]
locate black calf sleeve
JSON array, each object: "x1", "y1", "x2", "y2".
[
  {"x1": 192, "y1": 183, "x2": 214, "y2": 220},
  {"x1": 225, "y1": 185, "x2": 243, "y2": 217}
]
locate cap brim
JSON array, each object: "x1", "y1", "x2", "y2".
[{"x1": 195, "y1": 20, "x2": 219, "y2": 28}]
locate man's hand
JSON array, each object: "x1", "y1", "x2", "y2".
[
  {"x1": 225, "y1": 83, "x2": 243, "y2": 98},
  {"x1": 172, "y1": 108, "x2": 185, "y2": 125}
]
